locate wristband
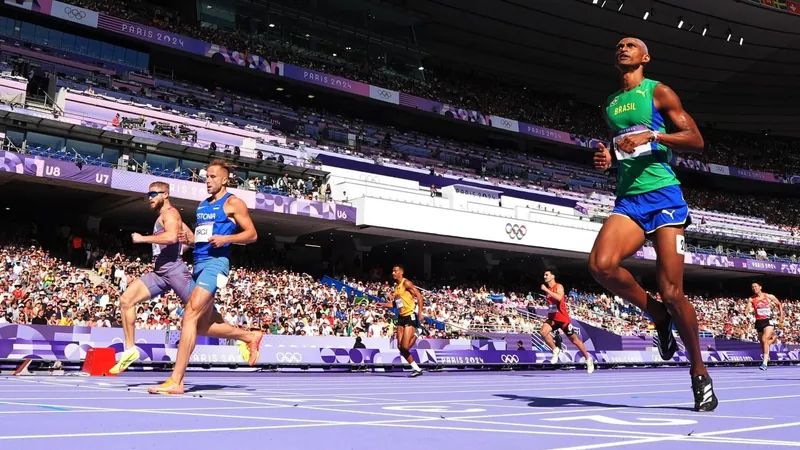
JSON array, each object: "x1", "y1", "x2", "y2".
[{"x1": 649, "y1": 130, "x2": 661, "y2": 143}]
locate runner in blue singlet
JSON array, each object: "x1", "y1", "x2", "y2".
[
  {"x1": 148, "y1": 160, "x2": 260, "y2": 395},
  {"x1": 112, "y1": 181, "x2": 261, "y2": 376}
]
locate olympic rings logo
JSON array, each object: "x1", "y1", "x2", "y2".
[
  {"x1": 359, "y1": 175, "x2": 379, "y2": 183},
  {"x1": 501, "y1": 354, "x2": 520, "y2": 364},
  {"x1": 275, "y1": 352, "x2": 302, "y2": 363},
  {"x1": 505, "y1": 223, "x2": 527, "y2": 240},
  {"x1": 377, "y1": 89, "x2": 393, "y2": 99},
  {"x1": 65, "y1": 7, "x2": 87, "y2": 19},
  {"x1": 501, "y1": 119, "x2": 512, "y2": 128}
]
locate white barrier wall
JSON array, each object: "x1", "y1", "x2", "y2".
[{"x1": 353, "y1": 196, "x2": 601, "y2": 253}]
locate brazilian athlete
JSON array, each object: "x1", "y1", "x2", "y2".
[
  {"x1": 375, "y1": 265, "x2": 425, "y2": 377},
  {"x1": 590, "y1": 37, "x2": 717, "y2": 411}
]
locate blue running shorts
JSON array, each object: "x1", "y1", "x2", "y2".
[
  {"x1": 612, "y1": 184, "x2": 692, "y2": 234},
  {"x1": 192, "y1": 257, "x2": 230, "y2": 296}
]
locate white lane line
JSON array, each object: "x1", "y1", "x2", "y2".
[
  {"x1": 617, "y1": 411, "x2": 773, "y2": 420},
  {"x1": 549, "y1": 420, "x2": 800, "y2": 450},
  {"x1": 0, "y1": 423, "x2": 345, "y2": 440}
]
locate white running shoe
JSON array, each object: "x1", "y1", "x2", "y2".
[
  {"x1": 550, "y1": 347, "x2": 561, "y2": 364},
  {"x1": 586, "y1": 358, "x2": 595, "y2": 374}
]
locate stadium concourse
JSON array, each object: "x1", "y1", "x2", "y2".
[{"x1": 2, "y1": 0, "x2": 800, "y2": 447}]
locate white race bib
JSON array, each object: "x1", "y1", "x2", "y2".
[
  {"x1": 194, "y1": 223, "x2": 213, "y2": 243},
  {"x1": 395, "y1": 298, "x2": 404, "y2": 309},
  {"x1": 613, "y1": 130, "x2": 653, "y2": 161},
  {"x1": 548, "y1": 303, "x2": 558, "y2": 314},
  {"x1": 152, "y1": 243, "x2": 161, "y2": 257},
  {"x1": 757, "y1": 308, "x2": 771, "y2": 318}
]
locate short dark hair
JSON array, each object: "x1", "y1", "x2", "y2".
[
  {"x1": 394, "y1": 265, "x2": 405, "y2": 272},
  {"x1": 208, "y1": 159, "x2": 235, "y2": 174}
]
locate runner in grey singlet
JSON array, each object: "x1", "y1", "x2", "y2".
[{"x1": 140, "y1": 207, "x2": 194, "y2": 303}]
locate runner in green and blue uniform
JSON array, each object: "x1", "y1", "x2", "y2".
[{"x1": 589, "y1": 37, "x2": 718, "y2": 412}]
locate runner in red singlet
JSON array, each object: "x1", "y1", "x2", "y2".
[
  {"x1": 539, "y1": 270, "x2": 594, "y2": 373},
  {"x1": 745, "y1": 282, "x2": 784, "y2": 371}
]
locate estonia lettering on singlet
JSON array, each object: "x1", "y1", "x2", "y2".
[
  {"x1": 193, "y1": 192, "x2": 236, "y2": 263},
  {"x1": 605, "y1": 78, "x2": 680, "y2": 197}
]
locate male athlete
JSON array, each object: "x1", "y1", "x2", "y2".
[
  {"x1": 374, "y1": 265, "x2": 425, "y2": 377},
  {"x1": 590, "y1": 37, "x2": 718, "y2": 411},
  {"x1": 745, "y1": 282, "x2": 784, "y2": 371},
  {"x1": 148, "y1": 160, "x2": 261, "y2": 394},
  {"x1": 110, "y1": 181, "x2": 261, "y2": 375},
  {"x1": 540, "y1": 270, "x2": 594, "y2": 374}
]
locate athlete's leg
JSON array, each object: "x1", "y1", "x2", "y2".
[
  {"x1": 196, "y1": 308, "x2": 264, "y2": 365},
  {"x1": 110, "y1": 276, "x2": 160, "y2": 375},
  {"x1": 540, "y1": 321, "x2": 557, "y2": 350},
  {"x1": 652, "y1": 225, "x2": 706, "y2": 377},
  {"x1": 119, "y1": 278, "x2": 153, "y2": 349},
  {"x1": 407, "y1": 332, "x2": 418, "y2": 351},
  {"x1": 397, "y1": 325, "x2": 422, "y2": 375},
  {"x1": 166, "y1": 264, "x2": 263, "y2": 360},
  {"x1": 589, "y1": 215, "x2": 670, "y2": 325},
  {"x1": 566, "y1": 333, "x2": 591, "y2": 361},
  {"x1": 169, "y1": 286, "x2": 215, "y2": 386},
  {"x1": 403, "y1": 328, "x2": 418, "y2": 363},
  {"x1": 397, "y1": 326, "x2": 412, "y2": 363},
  {"x1": 761, "y1": 326, "x2": 774, "y2": 363},
  {"x1": 198, "y1": 309, "x2": 254, "y2": 341}
]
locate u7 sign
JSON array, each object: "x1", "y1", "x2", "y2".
[{"x1": 0, "y1": 151, "x2": 113, "y2": 186}]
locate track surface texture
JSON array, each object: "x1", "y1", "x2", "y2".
[{"x1": 1, "y1": 366, "x2": 799, "y2": 449}]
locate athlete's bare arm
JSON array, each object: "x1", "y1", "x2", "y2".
[
  {"x1": 768, "y1": 294, "x2": 784, "y2": 324},
  {"x1": 211, "y1": 196, "x2": 257, "y2": 247},
  {"x1": 652, "y1": 83, "x2": 704, "y2": 153},
  {"x1": 375, "y1": 300, "x2": 393, "y2": 309},
  {"x1": 178, "y1": 225, "x2": 195, "y2": 248},
  {"x1": 132, "y1": 209, "x2": 181, "y2": 245},
  {"x1": 593, "y1": 111, "x2": 615, "y2": 171},
  {"x1": 541, "y1": 283, "x2": 564, "y2": 302},
  {"x1": 372, "y1": 287, "x2": 395, "y2": 309},
  {"x1": 404, "y1": 280, "x2": 425, "y2": 318},
  {"x1": 179, "y1": 224, "x2": 193, "y2": 254}
]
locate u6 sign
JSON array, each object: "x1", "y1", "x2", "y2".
[{"x1": 0, "y1": 151, "x2": 113, "y2": 186}]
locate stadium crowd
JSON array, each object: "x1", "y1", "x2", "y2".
[
  {"x1": 3, "y1": 237, "x2": 799, "y2": 346},
  {"x1": 64, "y1": 0, "x2": 800, "y2": 176}
]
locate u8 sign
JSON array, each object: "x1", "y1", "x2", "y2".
[
  {"x1": 24, "y1": 157, "x2": 113, "y2": 186},
  {"x1": 0, "y1": 151, "x2": 113, "y2": 187}
]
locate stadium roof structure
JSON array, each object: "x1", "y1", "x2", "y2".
[{"x1": 294, "y1": 0, "x2": 800, "y2": 137}]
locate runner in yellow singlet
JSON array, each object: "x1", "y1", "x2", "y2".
[{"x1": 375, "y1": 265, "x2": 425, "y2": 377}]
